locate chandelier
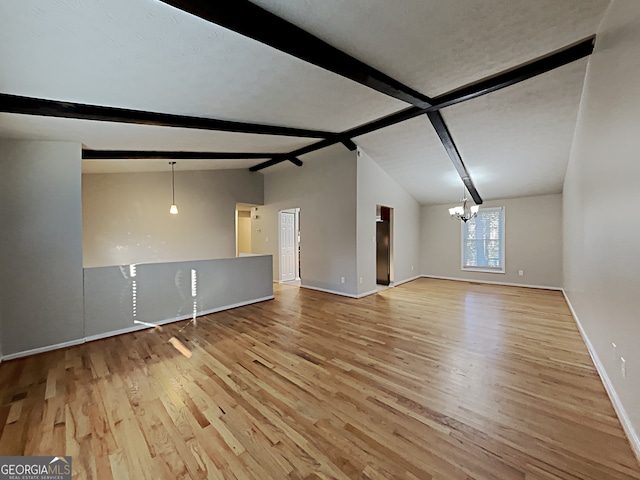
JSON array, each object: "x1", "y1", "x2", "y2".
[{"x1": 448, "y1": 188, "x2": 479, "y2": 222}]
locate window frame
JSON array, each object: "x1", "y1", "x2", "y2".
[{"x1": 460, "y1": 206, "x2": 505, "y2": 274}]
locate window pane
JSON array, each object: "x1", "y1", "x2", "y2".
[{"x1": 462, "y1": 207, "x2": 504, "y2": 271}]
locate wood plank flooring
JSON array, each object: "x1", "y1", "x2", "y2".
[{"x1": 1, "y1": 278, "x2": 639, "y2": 479}]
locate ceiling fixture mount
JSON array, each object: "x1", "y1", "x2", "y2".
[
  {"x1": 169, "y1": 161, "x2": 178, "y2": 215},
  {"x1": 449, "y1": 187, "x2": 479, "y2": 223}
]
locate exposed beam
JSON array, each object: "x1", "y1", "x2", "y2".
[
  {"x1": 287, "y1": 156, "x2": 304, "y2": 167},
  {"x1": 343, "y1": 107, "x2": 422, "y2": 139},
  {"x1": 159, "y1": 0, "x2": 432, "y2": 109},
  {"x1": 341, "y1": 139, "x2": 357, "y2": 151},
  {"x1": 426, "y1": 111, "x2": 482, "y2": 205},
  {"x1": 82, "y1": 150, "x2": 280, "y2": 160},
  {"x1": 279, "y1": 138, "x2": 337, "y2": 163},
  {"x1": 429, "y1": 36, "x2": 595, "y2": 111},
  {"x1": 250, "y1": 108, "x2": 425, "y2": 170},
  {"x1": 249, "y1": 156, "x2": 287, "y2": 172},
  {"x1": 0, "y1": 93, "x2": 335, "y2": 139},
  {"x1": 248, "y1": 154, "x2": 304, "y2": 171},
  {"x1": 248, "y1": 37, "x2": 596, "y2": 171}
]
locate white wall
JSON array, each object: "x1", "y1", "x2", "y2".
[
  {"x1": 253, "y1": 145, "x2": 358, "y2": 296},
  {"x1": 421, "y1": 194, "x2": 563, "y2": 288},
  {"x1": 83, "y1": 169, "x2": 263, "y2": 267},
  {"x1": 356, "y1": 148, "x2": 421, "y2": 295},
  {"x1": 563, "y1": 0, "x2": 640, "y2": 453},
  {"x1": 0, "y1": 141, "x2": 85, "y2": 356}
]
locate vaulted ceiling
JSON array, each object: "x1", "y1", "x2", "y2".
[{"x1": 0, "y1": 0, "x2": 610, "y2": 204}]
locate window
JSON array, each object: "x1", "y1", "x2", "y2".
[{"x1": 461, "y1": 207, "x2": 505, "y2": 273}]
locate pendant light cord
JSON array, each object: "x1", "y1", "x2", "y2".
[{"x1": 171, "y1": 161, "x2": 176, "y2": 204}]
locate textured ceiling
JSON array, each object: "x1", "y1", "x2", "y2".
[
  {"x1": 357, "y1": 58, "x2": 590, "y2": 204},
  {"x1": 0, "y1": 0, "x2": 610, "y2": 202},
  {"x1": 0, "y1": 0, "x2": 403, "y2": 130},
  {"x1": 355, "y1": 117, "x2": 457, "y2": 204},
  {"x1": 442, "y1": 59, "x2": 590, "y2": 202},
  {"x1": 250, "y1": 0, "x2": 609, "y2": 97}
]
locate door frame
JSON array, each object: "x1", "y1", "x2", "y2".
[
  {"x1": 278, "y1": 208, "x2": 300, "y2": 282},
  {"x1": 375, "y1": 205, "x2": 394, "y2": 286}
]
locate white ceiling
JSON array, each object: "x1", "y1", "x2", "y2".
[
  {"x1": 357, "y1": 58, "x2": 590, "y2": 203},
  {"x1": 0, "y1": 0, "x2": 611, "y2": 203},
  {"x1": 0, "y1": 113, "x2": 315, "y2": 153},
  {"x1": 0, "y1": 0, "x2": 403, "y2": 129},
  {"x1": 250, "y1": 0, "x2": 608, "y2": 97}
]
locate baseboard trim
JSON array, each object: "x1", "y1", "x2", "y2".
[
  {"x1": 355, "y1": 289, "x2": 378, "y2": 298},
  {"x1": 562, "y1": 289, "x2": 640, "y2": 463},
  {"x1": 393, "y1": 275, "x2": 421, "y2": 287},
  {"x1": 301, "y1": 276, "x2": 421, "y2": 300},
  {"x1": 1, "y1": 295, "x2": 274, "y2": 362},
  {"x1": 197, "y1": 296, "x2": 275, "y2": 317},
  {"x1": 300, "y1": 284, "x2": 359, "y2": 298},
  {"x1": 2, "y1": 338, "x2": 86, "y2": 361},
  {"x1": 420, "y1": 274, "x2": 562, "y2": 291}
]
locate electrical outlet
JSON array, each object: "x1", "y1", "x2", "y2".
[
  {"x1": 340, "y1": 276, "x2": 346, "y2": 284},
  {"x1": 265, "y1": 236, "x2": 269, "y2": 243},
  {"x1": 518, "y1": 270, "x2": 524, "y2": 276},
  {"x1": 411, "y1": 265, "x2": 414, "y2": 271},
  {"x1": 621, "y1": 357, "x2": 627, "y2": 379},
  {"x1": 359, "y1": 277, "x2": 363, "y2": 284}
]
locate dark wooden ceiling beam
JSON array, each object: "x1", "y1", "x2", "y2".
[
  {"x1": 159, "y1": 0, "x2": 432, "y2": 109},
  {"x1": 0, "y1": 93, "x2": 334, "y2": 139},
  {"x1": 250, "y1": 107, "x2": 427, "y2": 170},
  {"x1": 82, "y1": 150, "x2": 281, "y2": 160},
  {"x1": 249, "y1": 156, "x2": 287, "y2": 171},
  {"x1": 341, "y1": 139, "x2": 357, "y2": 151},
  {"x1": 426, "y1": 111, "x2": 482, "y2": 205},
  {"x1": 83, "y1": 149, "x2": 305, "y2": 168},
  {"x1": 248, "y1": 37, "x2": 596, "y2": 171}
]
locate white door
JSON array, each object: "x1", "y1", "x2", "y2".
[{"x1": 279, "y1": 211, "x2": 296, "y2": 282}]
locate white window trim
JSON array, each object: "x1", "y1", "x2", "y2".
[{"x1": 460, "y1": 206, "x2": 505, "y2": 274}]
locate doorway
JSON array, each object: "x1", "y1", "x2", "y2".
[
  {"x1": 236, "y1": 203, "x2": 257, "y2": 256},
  {"x1": 376, "y1": 205, "x2": 393, "y2": 286},
  {"x1": 279, "y1": 208, "x2": 300, "y2": 283}
]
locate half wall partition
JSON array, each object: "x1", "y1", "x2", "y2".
[{"x1": 83, "y1": 255, "x2": 273, "y2": 341}]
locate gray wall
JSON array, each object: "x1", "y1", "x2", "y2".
[
  {"x1": 356, "y1": 148, "x2": 421, "y2": 295},
  {"x1": 84, "y1": 255, "x2": 273, "y2": 338},
  {"x1": 0, "y1": 141, "x2": 85, "y2": 356},
  {"x1": 421, "y1": 194, "x2": 563, "y2": 288},
  {"x1": 563, "y1": 0, "x2": 640, "y2": 449},
  {"x1": 253, "y1": 145, "x2": 358, "y2": 295},
  {"x1": 83, "y1": 169, "x2": 263, "y2": 267}
]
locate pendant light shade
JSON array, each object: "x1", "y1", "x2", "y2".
[{"x1": 169, "y1": 161, "x2": 178, "y2": 215}]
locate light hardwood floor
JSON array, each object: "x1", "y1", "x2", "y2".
[{"x1": 1, "y1": 278, "x2": 639, "y2": 479}]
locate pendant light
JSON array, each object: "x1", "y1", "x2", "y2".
[{"x1": 169, "y1": 161, "x2": 178, "y2": 215}]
